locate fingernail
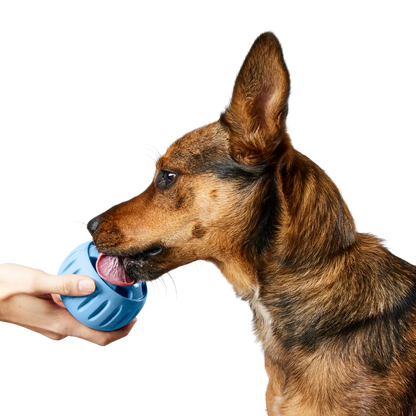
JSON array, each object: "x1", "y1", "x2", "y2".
[{"x1": 78, "y1": 279, "x2": 96, "y2": 294}]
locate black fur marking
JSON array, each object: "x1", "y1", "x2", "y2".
[
  {"x1": 211, "y1": 158, "x2": 267, "y2": 187},
  {"x1": 208, "y1": 157, "x2": 280, "y2": 253},
  {"x1": 249, "y1": 175, "x2": 280, "y2": 255},
  {"x1": 277, "y1": 257, "x2": 416, "y2": 373}
]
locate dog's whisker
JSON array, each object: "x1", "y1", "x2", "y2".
[
  {"x1": 167, "y1": 273, "x2": 180, "y2": 303},
  {"x1": 194, "y1": 260, "x2": 207, "y2": 277},
  {"x1": 149, "y1": 276, "x2": 171, "y2": 303},
  {"x1": 71, "y1": 217, "x2": 87, "y2": 233},
  {"x1": 132, "y1": 141, "x2": 162, "y2": 166}
]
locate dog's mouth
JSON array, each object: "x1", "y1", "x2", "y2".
[
  {"x1": 96, "y1": 246, "x2": 164, "y2": 286},
  {"x1": 96, "y1": 254, "x2": 135, "y2": 286}
]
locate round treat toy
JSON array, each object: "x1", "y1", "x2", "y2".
[{"x1": 58, "y1": 241, "x2": 147, "y2": 331}]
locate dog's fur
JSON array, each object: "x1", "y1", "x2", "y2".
[{"x1": 88, "y1": 33, "x2": 416, "y2": 415}]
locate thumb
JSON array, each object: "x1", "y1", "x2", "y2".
[{"x1": 32, "y1": 271, "x2": 96, "y2": 296}]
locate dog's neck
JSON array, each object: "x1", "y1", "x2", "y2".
[
  {"x1": 215, "y1": 149, "x2": 357, "y2": 300},
  {"x1": 275, "y1": 150, "x2": 357, "y2": 269}
]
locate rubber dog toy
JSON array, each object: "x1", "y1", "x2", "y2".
[{"x1": 58, "y1": 241, "x2": 147, "y2": 331}]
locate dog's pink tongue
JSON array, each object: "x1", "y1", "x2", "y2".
[{"x1": 96, "y1": 254, "x2": 135, "y2": 286}]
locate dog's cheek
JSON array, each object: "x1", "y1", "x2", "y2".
[
  {"x1": 191, "y1": 224, "x2": 207, "y2": 239},
  {"x1": 152, "y1": 183, "x2": 197, "y2": 227},
  {"x1": 174, "y1": 186, "x2": 196, "y2": 211},
  {"x1": 175, "y1": 195, "x2": 186, "y2": 210}
]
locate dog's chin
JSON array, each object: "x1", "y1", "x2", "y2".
[{"x1": 123, "y1": 257, "x2": 165, "y2": 282}]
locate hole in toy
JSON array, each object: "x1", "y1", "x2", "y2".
[
  {"x1": 62, "y1": 259, "x2": 76, "y2": 274},
  {"x1": 115, "y1": 286, "x2": 130, "y2": 297},
  {"x1": 99, "y1": 305, "x2": 123, "y2": 327},
  {"x1": 88, "y1": 243, "x2": 99, "y2": 270},
  {"x1": 114, "y1": 311, "x2": 131, "y2": 328},
  {"x1": 88, "y1": 300, "x2": 109, "y2": 320},
  {"x1": 78, "y1": 291, "x2": 99, "y2": 311}
]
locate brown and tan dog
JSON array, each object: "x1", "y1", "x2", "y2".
[{"x1": 87, "y1": 33, "x2": 416, "y2": 415}]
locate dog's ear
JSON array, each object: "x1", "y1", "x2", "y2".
[{"x1": 222, "y1": 32, "x2": 291, "y2": 165}]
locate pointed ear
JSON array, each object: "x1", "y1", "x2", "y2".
[{"x1": 222, "y1": 32, "x2": 291, "y2": 165}]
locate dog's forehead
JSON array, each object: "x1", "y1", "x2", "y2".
[{"x1": 157, "y1": 122, "x2": 229, "y2": 173}]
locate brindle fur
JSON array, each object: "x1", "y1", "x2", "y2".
[{"x1": 88, "y1": 33, "x2": 416, "y2": 415}]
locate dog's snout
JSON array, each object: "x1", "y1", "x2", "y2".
[{"x1": 87, "y1": 215, "x2": 102, "y2": 236}]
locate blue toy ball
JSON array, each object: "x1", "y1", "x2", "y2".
[{"x1": 58, "y1": 241, "x2": 147, "y2": 331}]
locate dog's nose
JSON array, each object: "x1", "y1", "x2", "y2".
[{"x1": 87, "y1": 215, "x2": 102, "y2": 236}]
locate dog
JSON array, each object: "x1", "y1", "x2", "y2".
[{"x1": 87, "y1": 33, "x2": 416, "y2": 415}]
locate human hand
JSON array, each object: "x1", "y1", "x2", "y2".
[{"x1": 0, "y1": 263, "x2": 136, "y2": 345}]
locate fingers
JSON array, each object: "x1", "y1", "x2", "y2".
[
  {"x1": 0, "y1": 263, "x2": 96, "y2": 297},
  {"x1": 32, "y1": 271, "x2": 96, "y2": 296},
  {"x1": 0, "y1": 263, "x2": 138, "y2": 346},
  {"x1": 2, "y1": 292, "x2": 138, "y2": 345},
  {"x1": 54, "y1": 309, "x2": 138, "y2": 345},
  {"x1": 50, "y1": 295, "x2": 138, "y2": 345},
  {"x1": 51, "y1": 294, "x2": 65, "y2": 308},
  {"x1": 49, "y1": 297, "x2": 138, "y2": 344},
  {"x1": 67, "y1": 318, "x2": 138, "y2": 346}
]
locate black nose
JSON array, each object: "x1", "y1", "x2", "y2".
[{"x1": 87, "y1": 215, "x2": 102, "y2": 236}]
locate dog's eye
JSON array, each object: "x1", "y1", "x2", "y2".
[{"x1": 157, "y1": 170, "x2": 178, "y2": 190}]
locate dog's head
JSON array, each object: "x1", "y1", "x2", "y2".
[
  {"x1": 88, "y1": 33, "x2": 290, "y2": 293},
  {"x1": 88, "y1": 33, "x2": 352, "y2": 297}
]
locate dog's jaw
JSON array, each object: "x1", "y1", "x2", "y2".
[{"x1": 94, "y1": 243, "x2": 168, "y2": 283}]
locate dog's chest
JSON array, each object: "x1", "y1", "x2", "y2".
[{"x1": 250, "y1": 288, "x2": 274, "y2": 347}]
